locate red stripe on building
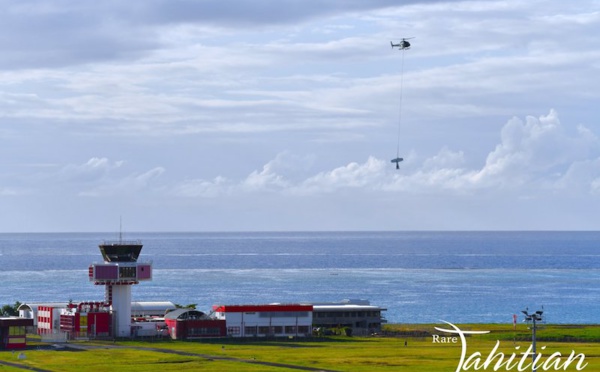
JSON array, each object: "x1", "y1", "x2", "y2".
[{"x1": 212, "y1": 304, "x2": 312, "y2": 313}]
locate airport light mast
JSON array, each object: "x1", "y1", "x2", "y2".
[{"x1": 522, "y1": 308, "x2": 544, "y2": 372}]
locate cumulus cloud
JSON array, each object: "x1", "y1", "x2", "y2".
[
  {"x1": 78, "y1": 166, "x2": 165, "y2": 197},
  {"x1": 555, "y1": 159, "x2": 600, "y2": 195},
  {"x1": 470, "y1": 110, "x2": 599, "y2": 188},
  {"x1": 422, "y1": 147, "x2": 466, "y2": 171},
  {"x1": 293, "y1": 156, "x2": 386, "y2": 194},
  {"x1": 170, "y1": 152, "x2": 317, "y2": 198},
  {"x1": 1, "y1": 0, "x2": 599, "y2": 231},
  {"x1": 172, "y1": 176, "x2": 231, "y2": 198},
  {"x1": 54, "y1": 157, "x2": 164, "y2": 197},
  {"x1": 172, "y1": 110, "x2": 600, "y2": 198},
  {"x1": 34, "y1": 109, "x2": 600, "y2": 201},
  {"x1": 243, "y1": 163, "x2": 290, "y2": 191},
  {"x1": 60, "y1": 157, "x2": 124, "y2": 183}
]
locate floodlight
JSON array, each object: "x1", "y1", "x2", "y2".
[{"x1": 521, "y1": 307, "x2": 544, "y2": 372}]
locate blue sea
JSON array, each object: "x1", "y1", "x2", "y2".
[{"x1": 1, "y1": 231, "x2": 599, "y2": 324}]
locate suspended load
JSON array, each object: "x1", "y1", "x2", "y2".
[{"x1": 390, "y1": 37, "x2": 413, "y2": 169}]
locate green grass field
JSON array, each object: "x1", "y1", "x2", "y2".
[{"x1": 1, "y1": 324, "x2": 599, "y2": 371}]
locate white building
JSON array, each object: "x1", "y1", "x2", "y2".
[
  {"x1": 212, "y1": 304, "x2": 313, "y2": 338},
  {"x1": 18, "y1": 301, "x2": 175, "y2": 336},
  {"x1": 311, "y1": 299, "x2": 387, "y2": 335},
  {"x1": 18, "y1": 303, "x2": 69, "y2": 334}
]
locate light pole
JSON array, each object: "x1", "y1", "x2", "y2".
[{"x1": 522, "y1": 308, "x2": 543, "y2": 371}]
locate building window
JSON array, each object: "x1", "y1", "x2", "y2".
[
  {"x1": 9, "y1": 327, "x2": 25, "y2": 336},
  {"x1": 227, "y1": 326, "x2": 240, "y2": 335},
  {"x1": 189, "y1": 327, "x2": 221, "y2": 336},
  {"x1": 258, "y1": 326, "x2": 270, "y2": 335},
  {"x1": 244, "y1": 326, "x2": 257, "y2": 336},
  {"x1": 119, "y1": 266, "x2": 136, "y2": 279},
  {"x1": 297, "y1": 326, "x2": 309, "y2": 334},
  {"x1": 284, "y1": 326, "x2": 296, "y2": 334},
  {"x1": 273, "y1": 326, "x2": 283, "y2": 334}
]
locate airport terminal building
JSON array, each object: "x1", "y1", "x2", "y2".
[{"x1": 312, "y1": 299, "x2": 387, "y2": 336}]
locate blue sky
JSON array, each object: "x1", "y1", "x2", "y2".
[{"x1": 1, "y1": 0, "x2": 599, "y2": 232}]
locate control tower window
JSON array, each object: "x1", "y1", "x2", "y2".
[{"x1": 119, "y1": 266, "x2": 137, "y2": 279}]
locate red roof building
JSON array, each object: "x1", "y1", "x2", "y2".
[
  {"x1": 212, "y1": 304, "x2": 313, "y2": 338},
  {"x1": 164, "y1": 309, "x2": 226, "y2": 340}
]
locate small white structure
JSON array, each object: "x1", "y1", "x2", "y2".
[
  {"x1": 131, "y1": 302, "x2": 176, "y2": 317},
  {"x1": 212, "y1": 304, "x2": 313, "y2": 338},
  {"x1": 131, "y1": 319, "x2": 167, "y2": 337}
]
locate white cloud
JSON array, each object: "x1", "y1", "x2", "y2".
[
  {"x1": 78, "y1": 166, "x2": 165, "y2": 197},
  {"x1": 169, "y1": 110, "x2": 600, "y2": 199},
  {"x1": 171, "y1": 152, "x2": 318, "y2": 197},
  {"x1": 471, "y1": 110, "x2": 600, "y2": 189},
  {"x1": 422, "y1": 147, "x2": 466, "y2": 170},
  {"x1": 60, "y1": 157, "x2": 124, "y2": 183},
  {"x1": 2, "y1": 0, "x2": 599, "y2": 143},
  {"x1": 293, "y1": 156, "x2": 386, "y2": 194},
  {"x1": 1, "y1": 0, "x2": 600, "y2": 231},
  {"x1": 592, "y1": 177, "x2": 600, "y2": 196},
  {"x1": 242, "y1": 159, "x2": 290, "y2": 191},
  {"x1": 172, "y1": 176, "x2": 231, "y2": 198},
  {"x1": 0, "y1": 187, "x2": 20, "y2": 196},
  {"x1": 554, "y1": 159, "x2": 600, "y2": 195},
  {"x1": 45, "y1": 157, "x2": 164, "y2": 197}
]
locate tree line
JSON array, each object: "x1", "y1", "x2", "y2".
[{"x1": 1, "y1": 301, "x2": 21, "y2": 317}]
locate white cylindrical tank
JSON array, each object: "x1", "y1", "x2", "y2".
[{"x1": 112, "y1": 285, "x2": 132, "y2": 337}]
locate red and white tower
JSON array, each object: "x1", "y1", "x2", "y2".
[{"x1": 88, "y1": 239, "x2": 152, "y2": 337}]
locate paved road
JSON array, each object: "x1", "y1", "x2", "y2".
[{"x1": 0, "y1": 359, "x2": 52, "y2": 372}]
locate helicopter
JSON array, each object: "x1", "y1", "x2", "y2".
[{"x1": 390, "y1": 38, "x2": 413, "y2": 50}]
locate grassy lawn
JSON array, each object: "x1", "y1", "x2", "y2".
[{"x1": 1, "y1": 324, "x2": 599, "y2": 371}]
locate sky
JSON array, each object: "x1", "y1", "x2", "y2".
[{"x1": 0, "y1": 0, "x2": 599, "y2": 232}]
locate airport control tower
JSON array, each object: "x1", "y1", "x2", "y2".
[{"x1": 88, "y1": 238, "x2": 152, "y2": 337}]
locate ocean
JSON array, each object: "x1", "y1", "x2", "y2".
[{"x1": 0, "y1": 231, "x2": 598, "y2": 324}]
